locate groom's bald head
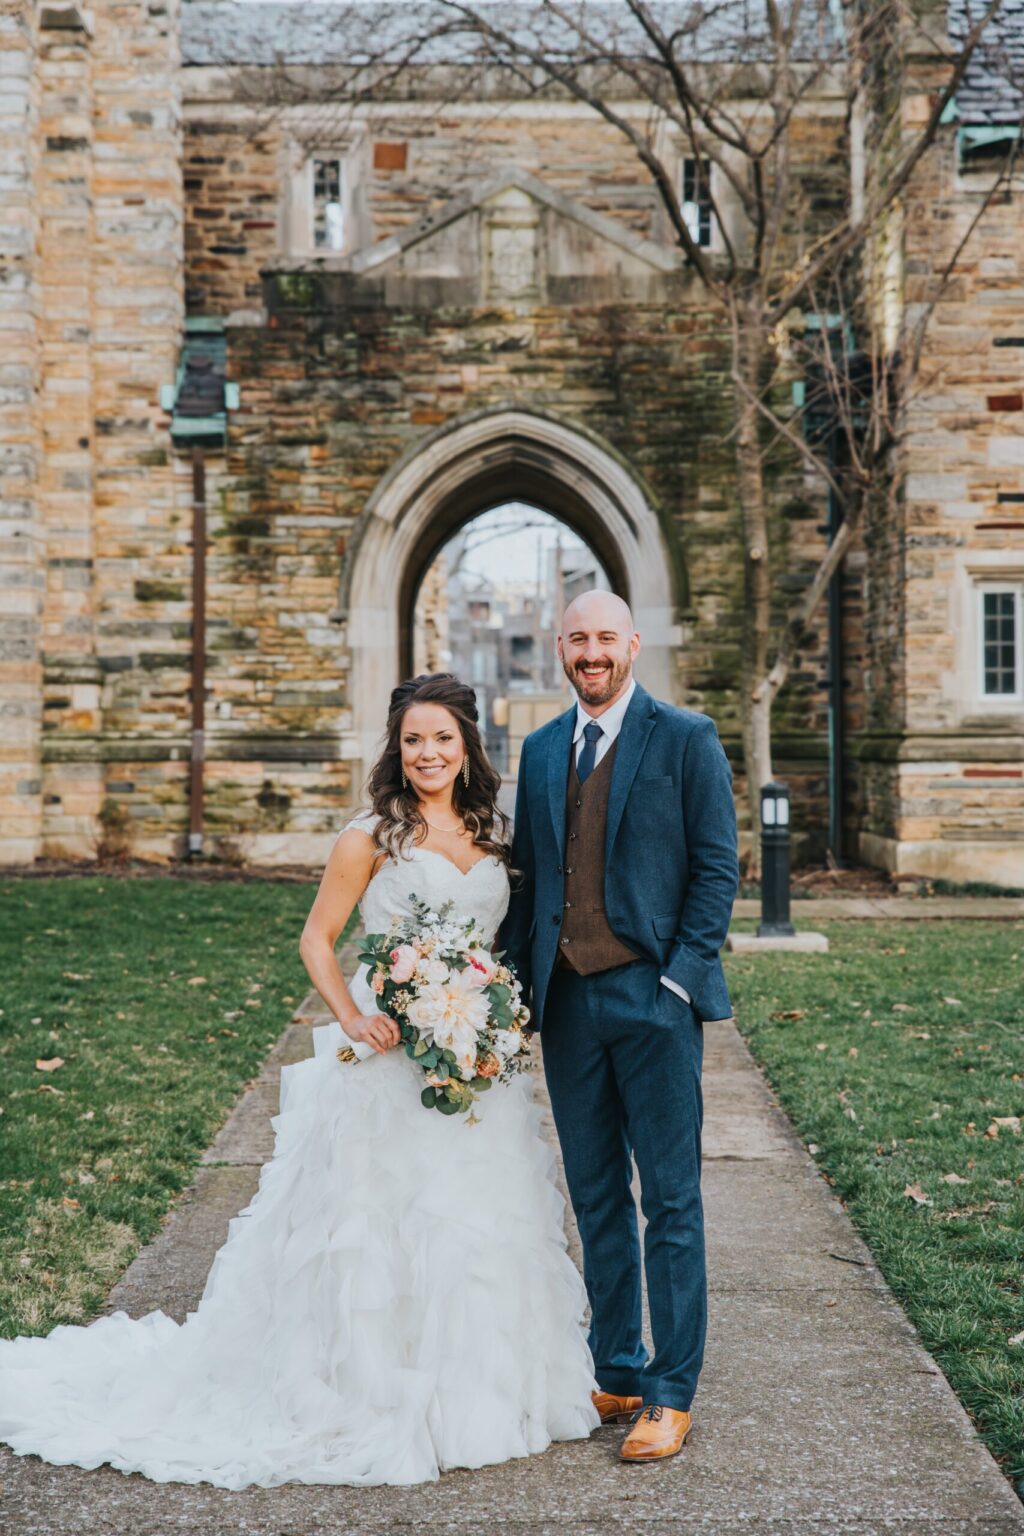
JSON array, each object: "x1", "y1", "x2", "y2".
[
  {"x1": 558, "y1": 589, "x2": 640, "y2": 711},
  {"x1": 562, "y1": 589, "x2": 635, "y2": 636}
]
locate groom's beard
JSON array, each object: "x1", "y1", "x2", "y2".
[{"x1": 562, "y1": 653, "x2": 632, "y2": 707}]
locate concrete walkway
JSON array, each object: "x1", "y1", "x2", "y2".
[
  {"x1": 3, "y1": 949, "x2": 1023, "y2": 1534},
  {"x1": 732, "y1": 895, "x2": 1024, "y2": 922}
]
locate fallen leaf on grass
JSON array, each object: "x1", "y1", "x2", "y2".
[
  {"x1": 35, "y1": 1057, "x2": 64, "y2": 1072},
  {"x1": 934, "y1": 1202, "x2": 996, "y2": 1221},
  {"x1": 37, "y1": 1083, "x2": 64, "y2": 1095},
  {"x1": 892, "y1": 1003, "x2": 913, "y2": 1013},
  {"x1": 770, "y1": 1009, "x2": 806, "y2": 1021},
  {"x1": 910, "y1": 1031, "x2": 931, "y2": 1040},
  {"x1": 943, "y1": 996, "x2": 962, "y2": 1007},
  {"x1": 941, "y1": 1173, "x2": 969, "y2": 1185},
  {"x1": 61, "y1": 1197, "x2": 79, "y2": 1210},
  {"x1": 80, "y1": 1110, "x2": 94, "y2": 1121},
  {"x1": 188, "y1": 976, "x2": 208, "y2": 986},
  {"x1": 985, "y1": 1117, "x2": 1022, "y2": 1139},
  {"x1": 815, "y1": 1042, "x2": 829, "y2": 1051},
  {"x1": 1009, "y1": 1331, "x2": 1024, "y2": 1347},
  {"x1": 903, "y1": 1183, "x2": 932, "y2": 1205}
]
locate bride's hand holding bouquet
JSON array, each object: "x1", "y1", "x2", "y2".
[{"x1": 338, "y1": 1009, "x2": 401, "y2": 1055}]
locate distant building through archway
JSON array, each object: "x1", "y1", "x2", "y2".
[
  {"x1": 335, "y1": 408, "x2": 683, "y2": 797},
  {"x1": 413, "y1": 505, "x2": 611, "y2": 778}
]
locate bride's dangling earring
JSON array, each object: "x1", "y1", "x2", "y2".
[
  {"x1": 402, "y1": 767, "x2": 409, "y2": 790},
  {"x1": 462, "y1": 756, "x2": 470, "y2": 788}
]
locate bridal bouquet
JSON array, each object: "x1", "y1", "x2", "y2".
[{"x1": 338, "y1": 897, "x2": 531, "y2": 1119}]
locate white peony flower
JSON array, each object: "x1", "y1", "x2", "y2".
[
  {"x1": 493, "y1": 1027, "x2": 523, "y2": 1062},
  {"x1": 406, "y1": 983, "x2": 448, "y2": 1042},
  {"x1": 416, "y1": 956, "x2": 451, "y2": 986},
  {"x1": 427, "y1": 968, "x2": 490, "y2": 1058}
]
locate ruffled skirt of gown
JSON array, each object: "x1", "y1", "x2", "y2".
[{"x1": 0, "y1": 1011, "x2": 599, "y2": 1489}]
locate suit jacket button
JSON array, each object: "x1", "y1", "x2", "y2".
[
  {"x1": 556, "y1": 865, "x2": 563, "y2": 874},
  {"x1": 552, "y1": 914, "x2": 560, "y2": 925}
]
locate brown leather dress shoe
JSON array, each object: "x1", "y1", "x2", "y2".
[
  {"x1": 592, "y1": 1390, "x2": 644, "y2": 1425},
  {"x1": 619, "y1": 1404, "x2": 693, "y2": 1461}
]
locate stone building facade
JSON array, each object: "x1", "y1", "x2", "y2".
[{"x1": 1, "y1": 0, "x2": 1021, "y2": 882}]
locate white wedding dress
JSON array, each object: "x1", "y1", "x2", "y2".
[{"x1": 0, "y1": 816, "x2": 599, "y2": 1489}]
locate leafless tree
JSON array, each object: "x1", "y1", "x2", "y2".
[{"x1": 238, "y1": 0, "x2": 1016, "y2": 860}]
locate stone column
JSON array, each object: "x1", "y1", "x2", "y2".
[
  {"x1": 37, "y1": 2, "x2": 102, "y2": 854},
  {"x1": 0, "y1": 3, "x2": 43, "y2": 863}
]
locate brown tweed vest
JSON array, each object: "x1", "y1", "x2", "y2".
[{"x1": 558, "y1": 736, "x2": 641, "y2": 975}]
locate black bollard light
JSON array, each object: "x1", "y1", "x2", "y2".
[{"x1": 758, "y1": 781, "x2": 795, "y2": 938}]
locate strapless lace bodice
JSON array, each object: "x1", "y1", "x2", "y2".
[{"x1": 343, "y1": 812, "x2": 510, "y2": 947}]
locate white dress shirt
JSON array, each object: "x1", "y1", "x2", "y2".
[{"x1": 571, "y1": 678, "x2": 691, "y2": 1008}]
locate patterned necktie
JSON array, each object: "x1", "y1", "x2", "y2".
[{"x1": 576, "y1": 720, "x2": 604, "y2": 785}]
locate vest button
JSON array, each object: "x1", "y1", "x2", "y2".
[
  {"x1": 560, "y1": 936, "x2": 570, "y2": 945},
  {"x1": 569, "y1": 832, "x2": 577, "y2": 841},
  {"x1": 575, "y1": 799, "x2": 581, "y2": 808},
  {"x1": 565, "y1": 866, "x2": 573, "y2": 875},
  {"x1": 564, "y1": 900, "x2": 571, "y2": 909},
  {"x1": 556, "y1": 865, "x2": 563, "y2": 874}
]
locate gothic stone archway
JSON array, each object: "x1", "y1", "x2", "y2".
[{"x1": 336, "y1": 409, "x2": 682, "y2": 789}]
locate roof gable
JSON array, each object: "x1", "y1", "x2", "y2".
[{"x1": 345, "y1": 170, "x2": 681, "y2": 283}]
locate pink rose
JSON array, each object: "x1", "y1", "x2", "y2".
[
  {"x1": 371, "y1": 970, "x2": 386, "y2": 995},
  {"x1": 389, "y1": 944, "x2": 418, "y2": 984},
  {"x1": 463, "y1": 950, "x2": 498, "y2": 987}
]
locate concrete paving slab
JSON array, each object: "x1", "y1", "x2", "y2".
[
  {"x1": 3, "y1": 969, "x2": 1022, "y2": 1534},
  {"x1": 732, "y1": 896, "x2": 1024, "y2": 922},
  {"x1": 727, "y1": 931, "x2": 830, "y2": 953}
]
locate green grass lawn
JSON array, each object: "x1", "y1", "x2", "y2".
[
  {"x1": 0, "y1": 875, "x2": 323, "y2": 1338},
  {"x1": 726, "y1": 920, "x2": 1024, "y2": 1494},
  {"x1": 3, "y1": 886, "x2": 1023, "y2": 1493}
]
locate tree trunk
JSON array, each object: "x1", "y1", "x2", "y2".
[{"x1": 732, "y1": 304, "x2": 774, "y2": 875}]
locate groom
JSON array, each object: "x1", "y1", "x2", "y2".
[{"x1": 500, "y1": 590, "x2": 738, "y2": 1463}]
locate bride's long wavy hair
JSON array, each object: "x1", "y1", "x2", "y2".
[{"x1": 366, "y1": 673, "x2": 511, "y2": 866}]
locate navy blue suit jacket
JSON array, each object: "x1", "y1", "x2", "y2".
[{"x1": 499, "y1": 682, "x2": 739, "y2": 1027}]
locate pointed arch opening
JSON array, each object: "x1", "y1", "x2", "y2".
[{"x1": 336, "y1": 408, "x2": 683, "y2": 790}]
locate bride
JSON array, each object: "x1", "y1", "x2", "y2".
[{"x1": 0, "y1": 673, "x2": 599, "y2": 1489}]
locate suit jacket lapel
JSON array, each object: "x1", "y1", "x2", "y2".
[
  {"x1": 546, "y1": 706, "x2": 577, "y2": 851},
  {"x1": 604, "y1": 684, "x2": 656, "y2": 863}
]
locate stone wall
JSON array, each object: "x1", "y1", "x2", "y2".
[
  {"x1": 15, "y1": 14, "x2": 1022, "y2": 882},
  {"x1": 853, "y1": 54, "x2": 1024, "y2": 884},
  {"x1": 0, "y1": 0, "x2": 185, "y2": 864}
]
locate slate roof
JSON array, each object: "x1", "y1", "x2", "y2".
[
  {"x1": 181, "y1": 1, "x2": 845, "y2": 69},
  {"x1": 949, "y1": 0, "x2": 1024, "y2": 124},
  {"x1": 181, "y1": 2, "x2": 1021, "y2": 124}
]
